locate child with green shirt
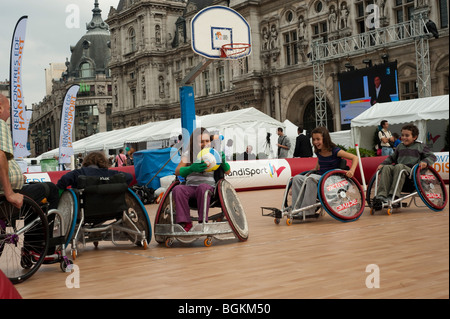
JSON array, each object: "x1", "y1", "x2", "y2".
[{"x1": 375, "y1": 123, "x2": 436, "y2": 203}]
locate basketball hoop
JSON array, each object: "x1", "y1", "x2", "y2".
[
  {"x1": 220, "y1": 43, "x2": 251, "y2": 59},
  {"x1": 220, "y1": 43, "x2": 251, "y2": 77}
]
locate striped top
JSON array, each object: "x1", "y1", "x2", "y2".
[
  {"x1": 381, "y1": 141, "x2": 436, "y2": 168},
  {"x1": 317, "y1": 147, "x2": 342, "y2": 175},
  {"x1": 182, "y1": 151, "x2": 215, "y2": 187},
  {"x1": 0, "y1": 119, "x2": 24, "y2": 192}
]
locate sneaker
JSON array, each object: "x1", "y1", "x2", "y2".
[
  {"x1": 375, "y1": 195, "x2": 388, "y2": 203},
  {"x1": 183, "y1": 223, "x2": 193, "y2": 232}
]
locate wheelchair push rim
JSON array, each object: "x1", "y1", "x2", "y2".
[
  {"x1": 318, "y1": 170, "x2": 365, "y2": 222},
  {"x1": 0, "y1": 195, "x2": 49, "y2": 284},
  {"x1": 413, "y1": 165, "x2": 448, "y2": 212}
]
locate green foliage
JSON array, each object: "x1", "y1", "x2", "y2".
[{"x1": 346, "y1": 147, "x2": 376, "y2": 157}]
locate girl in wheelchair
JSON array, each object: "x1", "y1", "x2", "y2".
[
  {"x1": 373, "y1": 124, "x2": 436, "y2": 207},
  {"x1": 173, "y1": 127, "x2": 231, "y2": 232},
  {"x1": 290, "y1": 126, "x2": 358, "y2": 217}
]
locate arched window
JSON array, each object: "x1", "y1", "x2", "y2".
[
  {"x1": 80, "y1": 62, "x2": 93, "y2": 78},
  {"x1": 129, "y1": 28, "x2": 136, "y2": 52}
]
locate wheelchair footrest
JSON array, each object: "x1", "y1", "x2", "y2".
[{"x1": 261, "y1": 207, "x2": 283, "y2": 219}]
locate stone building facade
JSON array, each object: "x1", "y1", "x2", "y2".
[{"x1": 29, "y1": 0, "x2": 448, "y2": 156}]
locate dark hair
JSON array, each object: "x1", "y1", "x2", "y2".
[
  {"x1": 277, "y1": 127, "x2": 283, "y2": 132},
  {"x1": 187, "y1": 127, "x2": 210, "y2": 164},
  {"x1": 380, "y1": 120, "x2": 388, "y2": 127},
  {"x1": 82, "y1": 151, "x2": 110, "y2": 168},
  {"x1": 311, "y1": 126, "x2": 336, "y2": 153},
  {"x1": 401, "y1": 123, "x2": 419, "y2": 138}
]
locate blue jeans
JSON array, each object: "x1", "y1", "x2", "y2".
[{"x1": 381, "y1": 146, "x2": 393, "y2": 156}]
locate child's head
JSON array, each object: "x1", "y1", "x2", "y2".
[
  {"x1": 188, "y1": 127, "x2": 210, "y2": 163},
  {"x1": 311, "y1": 126, "x2": 336, "y2": 153},
  {"x1": 401, "y1": 124, "x2": 419, "y2": 146}
]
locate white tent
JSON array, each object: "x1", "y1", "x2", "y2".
[
  {"x1": 40, "y1": 107, "x2": 285, "y2": 159},
  {"x1": 351, "y1": 95, "x2": 449, "y2": 151}
]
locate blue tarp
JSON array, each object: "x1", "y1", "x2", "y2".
[{"x1": 134, "y1": 148, "x2": 181, "y2": 189}]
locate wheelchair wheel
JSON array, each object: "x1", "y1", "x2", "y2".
[
  {"x1": 154, "y1": 180, "x2": 179, "y2": 244},
  {"x1": 124, "y1": 189, "x2": 152, "y2": 246},
  {"x1": 0, "y1": 195, "x2": 49, "y2": 284},
  {"x1": 55, "y1": 189, "x2": 78, "y2": 248},
  {"x1": 217, "y1": 179, "x2": 249, "y2": 241},
  {"x1": 413, "y1": 165, "x2": 448, "y2": 212},
  {"x1": 318, "y1": 170, "x2": 365, "y2": 222}
]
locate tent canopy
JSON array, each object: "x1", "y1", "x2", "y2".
[
  {"x1": 40, "y1": 107, "x2": 286, "y2": 159},
  {"x1": 351, "y1": 95, "x2": 449, "y2": 151}
]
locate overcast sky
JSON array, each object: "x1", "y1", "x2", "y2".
[{"x1": 1, "y1": 0, "x2": 119, "y2": 107}]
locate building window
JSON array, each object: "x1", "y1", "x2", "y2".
[
  {"x1": 203, "y1": 71, "x2": 210, "y2": 96},
  {"x1": 80, "y1": 62, "x2": 93, "y2": 78},
  {"x1": 401, "y1": 80, "x2": 418, "y2": 100},
  {"x1": 393, "y1": 0, "x2": 414, "y2": 24},
  {"x1": 217, "y1": 66, "x2": 225, "y2": 92},
  {"x1": 284, "y1": 31, "x2": 298, "y2": 66},
  {"x1": 439, "y1": 0, "x2": 448, "y2": 29},
  {"x1": 129, "y1": 28, "x2": 136, "y2": 52}
]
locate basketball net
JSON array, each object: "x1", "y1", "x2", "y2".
[{"x1": 220, "y1": 43, "x2": 251, "y2": 77}]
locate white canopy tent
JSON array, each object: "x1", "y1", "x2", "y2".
[
  {"x1": 351, "y1": 95, "x2": 449, "y2": 151},
  {"x1": 40, "y1": 107, "x2": 286, "y2": 160}
]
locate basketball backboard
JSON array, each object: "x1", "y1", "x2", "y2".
[{"x1": 191, "y1": 5, "x2": 251, "y2": 59}]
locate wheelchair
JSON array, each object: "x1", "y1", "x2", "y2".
[
  {"x1": 0, "y1": 193, "x2": 72, "y2": 284},
  {"x1": 153, "y1": 168, "x2": 249, "y2": 247},
  {"x1": 57, "y1": 174, "x2": 152, "y2": 259},
  {"x1": 366, "y1": 164, "x2": 448, "y2": 215},
  {"x1": 261, "y1": 165, "x2": 366, "y2": 225}
]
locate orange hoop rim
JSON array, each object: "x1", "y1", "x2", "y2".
[{"x1": 220, "y1": 43, "x2": 251, "y2": 59}]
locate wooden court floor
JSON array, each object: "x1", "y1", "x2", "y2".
[{"x1": 15, "y1": 186, "x2": 449, "y2": 299}]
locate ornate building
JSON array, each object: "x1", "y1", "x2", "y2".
[
  {"x1": 106, "y1": 0, "x2": 448, "y2": 133},
  {"x1": 29, "y1": 1, "x2": 113, "y2": 156},
  {"x1": 30, "y1": 0, "x2": 448, "y2": 156}
]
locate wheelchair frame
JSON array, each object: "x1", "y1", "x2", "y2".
[
  {"x1": 367, "y1": 164, "x2": 448, "y2": 215},
  {"x1": 65, "y1": 186, "x2": 152, "y2": 260},
  {"x1": 262, "y1": 169, "x2": 366, "y2": 225},
  {"x1": 154, "y1": 177, "x2": 248, "y2": 248}
]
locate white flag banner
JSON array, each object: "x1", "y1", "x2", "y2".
[
  {"x1": 10, "y1": 16, "x2": 30, "y2": 158},
  {"x1": 59, "y1": 85, "x2": 79, "y2": 164}
]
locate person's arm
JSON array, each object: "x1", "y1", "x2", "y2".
[
  {"x1": 176, "y1": 156, "x2": 207, "y2": 177},
  {"x1": 220, "y1": 152, "x2": 231, "y2": 175},
  {"x1": 337, "y1": 149, "x2": 358, "y2": 178},
  {"x1": 0, "y1": 150, "x2": 23, "y2": 208},
  {"x1": 420, "y1": 144, "x2": 437, "y2": 169}
]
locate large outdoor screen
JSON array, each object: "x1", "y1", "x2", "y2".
[{"x1": 338, "y1": 61, "x2": 399, "y2": 125}]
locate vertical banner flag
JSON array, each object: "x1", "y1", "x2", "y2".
[
  {"x1": 59, "y1": 85, "x2": 80, "y2": 164},
  {"x1": 10, "y1": 16, "x2": 30, "y2": 158}
]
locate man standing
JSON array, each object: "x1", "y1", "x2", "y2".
[
  {"x1": 293, "y1": 126, "x2": 313, "y2": 158},
  {"x1": 378, "y1": 120, "x2": 394, "y2": 156},
  {"x1": 276, "y1": 127, "x2": 291, "y2": 158}
]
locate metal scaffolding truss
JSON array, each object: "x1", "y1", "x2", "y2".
[{"x1": 311, "y1": 8, "x2": 432, "y2": 128}]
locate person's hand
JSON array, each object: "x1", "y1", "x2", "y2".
[
  {"x1": 419, "y1": 161, "x2": 428, "y2": 169},
  {"x1": 6, "y1": 192, "x2": 23, "y2": 209},
  {"x1": 190, "y1": 161, "x2": 207, "y2": 173},
  {"x1": 345, "y1": 170, "x2": 354, "y2": 178},
  {"x1": 377, "y1": 164, "x2": 383, "y2": 171}
]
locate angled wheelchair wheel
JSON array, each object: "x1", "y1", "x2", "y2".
[
  {"x1": 413, "y1": 165, "x2": 448, "y2": 212},
  {"x1": 0, "y1": 195, "x2": 49, "y2": 284},
  {"x1": 318, "y1": 170, "x2": 365, "y2": 222},
  {"x1": 124, "y1": 189, "x2": 152, "y2": 246},
  {"x1": 217, "y1": 179, "x2": 249, "y2": 241},
  {"x1": 154, "y1": 180, "x2": 179, "y2": 244},
  {"x1": 55, "y1": 189, "x2": 78, "y2": 248}
]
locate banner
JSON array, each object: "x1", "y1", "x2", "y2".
[
  {"x1": 58, "y1": 85, "x2": 79, "y2": 164},
  {"x1": 10, "y1": 16, "x2": 29, "y2": 158}
]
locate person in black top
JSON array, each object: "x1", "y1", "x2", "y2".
[
  {"x1": 56, "y1": 151, "x2": 133, "y2": 190},
  {"x1": 293, "y1": 126, "x2": 313, "y2": 158}
]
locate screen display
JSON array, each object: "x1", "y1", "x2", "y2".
[{"x1": 338, "y1": 61, "x2": 399, "y2": 125}]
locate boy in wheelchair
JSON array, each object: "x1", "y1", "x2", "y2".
[
  {"x1": 373, "y1": 124, "x2": 436, "y2": 207},
  {"x1": 291, "y1": 126, "x2": 358, "y2": 216},
  {"x1": 173, "y1": 127, "x2": 231, "y2": 232}
]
